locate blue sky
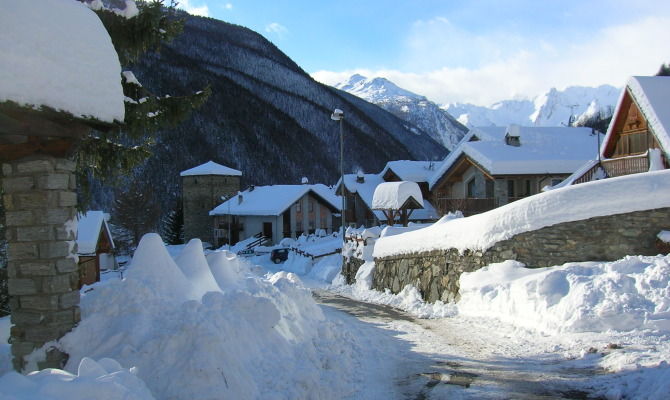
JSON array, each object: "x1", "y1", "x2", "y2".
[{"x1": 178, "y1": 0, "x2": 670, "y2": 105}]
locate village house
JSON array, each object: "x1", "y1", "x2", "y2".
[
  {"x1": 335, "y1": 163, "x2": 440, "y2": 228},
  {"x1": 428, "y1": 125, "x2": 599, "y2": 216},
  {"x1": 209, "y1": 183, "x2": 340, "y2": 247},
  {"x1": 76, "y1": 211, "x2": 116, "y2": 287},
  {"x1": 557, "y1": 76, "x2": 669, "y2": 186}
]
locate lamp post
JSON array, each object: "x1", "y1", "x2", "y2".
[{"x1": 331, "y1": 108, "x2": 345, "y2": 250}]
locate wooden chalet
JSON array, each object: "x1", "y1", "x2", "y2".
[
  {"x1": 428, "y1": 125, "x2": 599, "y2": 216},
  {"x1": 77, "y1": 211, "x2": 116, "y2": 287},
  {"x1": 566, "y1": 76, "x2": 670, "y2": 184}
]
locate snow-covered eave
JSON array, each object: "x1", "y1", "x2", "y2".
[{"x1": 209, "y1": 188, "x2": 340, "y2": 217}]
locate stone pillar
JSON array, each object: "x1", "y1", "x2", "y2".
[{"x1": 2, "y1": 155, "x2": 80, "y2": 372}]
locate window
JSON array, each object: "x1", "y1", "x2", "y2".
[
  {"x1": 614, "y1": 131, "x2": 649, "y2": 156},
  {"x1": 467, "y1": 178, "x2": 476, "y2": 198},
  {"x1": 551, "y1": 178, "x2": 562, "y2": 186},
  {"x1": 507, "y1": 180, "x2": 515, "y2": 197},
  {"x1": 525, "y1": 180, "x2": 531, "y2": 196}
]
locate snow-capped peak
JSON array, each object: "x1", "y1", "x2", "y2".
[{"x1": 335, "y1": 75, "x2": 424, "y2": 103}]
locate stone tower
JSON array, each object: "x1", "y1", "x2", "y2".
[{"x1": 181, "y1": 161, "x2": 241, "y2": 244}]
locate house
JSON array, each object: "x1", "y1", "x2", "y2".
[
  {"x1": 428, "y1": 125, "x2": 599, "y2": 216},
  {"x1": 209, "y1": 184, "x2": 341, "y2": 247},
  {"x1": 372, "y1": 181, "x2": 425, "y2": 226},
  {"x1": 559, "y1": 76, "x2": 669, "y2": 186},
  {"x1": 77, "y1": 211, "x2": 116, "y2": 287},
  {"x1": 335, "y1": 169, "x2": 439, "y2": 227},
  {"x1": 181, "y1": 161, "x2": 241, "y2": 244},
  {"x1": 380, "y1": 160, "x2": 437, "y2": 200}
]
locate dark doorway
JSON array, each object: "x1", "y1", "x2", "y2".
[{"x1": 263, "y1": 222, "x2": 273, "y2": 239}]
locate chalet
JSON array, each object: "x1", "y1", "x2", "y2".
[
  {"x1": 209, "y1": 184, "x2": 340, "y2": 247},
  {"x1": 559, "y1": 76, "x2": 669, "y2": 185},
  {"x1": 77, "y1": 211, "x2": 116, "y2": 287},
  {"x1": 380, "y1": 160, "x2": 437, "y2": 200},
  {"x1": 372, "y1": 181, "x2": 425, "y2": 226},
  {"x1": 335, "y1": 169, "x2": 439, "y2": 227},
  {"x1": 428, "y1": 125, "x2": 599, "y2": 216}
]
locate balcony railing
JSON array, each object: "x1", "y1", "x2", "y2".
[{"x1": 574, "y1": 153, "x2": 650, "y2": 184}]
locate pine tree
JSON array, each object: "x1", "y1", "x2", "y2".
[
  {"x1": 657, "y1": 63, "x2": 670, "y2": 77},
  {"x1": 112, "y1": 181, "x2": 161, "y2": 246},
  {"x1": 76, "y1": 0, "x2": 210, "y2": 206},
  {"x1": 161, "y1": 201, "x2": 184, "y2": 245}
]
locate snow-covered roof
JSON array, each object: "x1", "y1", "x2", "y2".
[
  {"x1": 372, "y1": 181, "x2": 424, "y2": 210},
  {"x1": 602, "y1": 76, "x2": 670, "y2": 158},
  {"x1": 209, "y1": 184, "x2": 340, "y2": 216},
  {"x1": 336, "y1": 173, "x2": 438, "y2": 222},
  {"x1": 0, "y1": 0, "x2": 124, "y2": 123},
  {"x1": 381, "y1": 160, "x2": 437, "y2": 182},
  {"x1": 377, "y1": 169, "x2": 670, "y2": 258},
  {"x1": 77, "y1": 211, "x2": 114, "y2": 255},
  {"x1": 429, "y1": 125, "x2": 599, "y2": 189},
  {"x1": 180, "y1": 161, "x2": 242, "y2": 177}
]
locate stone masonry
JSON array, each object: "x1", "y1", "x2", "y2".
[
  {"x1": 373, "y1": 207, "x2": 670, "y2": 303},
  {"x1": 2, "y1": 155, "x2": 80, "y2": 371},
  {"x1": 183, "y1": 175, "x2": 240, "y2": 244}
]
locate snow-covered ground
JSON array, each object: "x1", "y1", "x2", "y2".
[{"x1": 2, "y1": 227, "x2": 669, "y2": 399}]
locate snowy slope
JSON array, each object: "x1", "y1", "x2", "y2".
[
  {"x1": 335, "y1": 75, "x2": 468, "y2": 151},
  {"x1": 447, "y1": 85, "x2": 620, "y2": 128}
]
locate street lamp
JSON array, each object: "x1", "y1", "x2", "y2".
[{"x1": 331, "y1": 108, "x2": 345, "y2": 249}]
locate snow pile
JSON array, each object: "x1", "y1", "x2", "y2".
[
  {"x1": 376, "y1": 170, "x2": 670, "y2": 257},
  {"x1": 0, "y1": 357, "x2": 154, "y2": 400},
  {"x1": 658, "y1": 230, "x2": 670, "y2": 244},
  {"x1": 10, "y1": 233, "x2": 362, "y2": 399},
  {"x1": 372, "y1": 181, "x2": 423, "y2": 210},
  {"x1": 0, "y1": 0, "x2": 124, "y2": 123},
  {"x1": 457, "y1": 255, "x2": 670, "y2": 334}
]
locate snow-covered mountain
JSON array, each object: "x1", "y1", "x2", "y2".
[
  {"x1": 447, "y1": 85, "x2": 620, "y2": 128},
  {"x1": 335, "y1": 75, "x2": 468, "y2": 151}
]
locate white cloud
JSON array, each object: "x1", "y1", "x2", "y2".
[
  {"x1": 265, "y1": 22, "x2": 288, "y2": 39},
  {"x1": 314, "y1": 16, "x2": 670, "y2": 106},
  {"x1": 224, "y1": 3, "x2": 233, "y2": 10},
  {"x1": 177, "y1": 0, "x2": 209, "y2": 17}
]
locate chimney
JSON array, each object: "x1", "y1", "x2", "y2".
[
  {"x1": 301, "y1": 177, "x2": 309, "y2": 184},
  {"x1": 248, "y1": 184, "x2": 255, "y2": 192},
  {"x1": 238, "y1": 194, "x2": 243, "y2": 204},
  {"x1": 356, "y1": 170, "x2": 365, "y2": 183},
  {"x1": 505, "y1": 124, "x2": 521, "y2": 146}
]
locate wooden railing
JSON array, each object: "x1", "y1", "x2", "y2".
[
  {"x1": 574, "y1": 154, "x2": 649, "y2": 184},
  {"x1": 436, "y1": 197, "x2": 498, "y2": 217}
]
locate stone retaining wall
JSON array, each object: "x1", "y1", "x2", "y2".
[
  {"x1": 373, "y1": 207, "x2": 670, "y2": 303},
  {"x1": 342, "y1": 256, "x2": 364, "y2": 284},
  {"x1": 3, "y1": 156, "x2": 80, "y2": 371}
]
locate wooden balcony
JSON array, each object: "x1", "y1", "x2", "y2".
[
  {"x1": 436, "y1": 197, "x2": 498, "y2": 217},
  {"x1": 574, "y1": 153, "x2": 650, "y2": 184}
]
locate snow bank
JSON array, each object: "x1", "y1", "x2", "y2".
[
  {"x1": 457, "y1": 255, "x2": 670, "y2": 334},
  {"x1": 0, "y1": 0, "x2": 124, "y2": 123},
  {"x1": 0, "y1": 316, "x2": 11, "y2": 376},
  {"x1": 45, "y1": 233, "x2": 360, "y2": 400},
  {"x1": 375, "y1": 170, "x2": 670, "y2": 257},
  {"x1": 0, "y1": 357, "x2": 154, "y2": 400}
]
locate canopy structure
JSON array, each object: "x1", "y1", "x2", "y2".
[{"x1": 372, "y1": 181, "x2": 424, "y2": 226}]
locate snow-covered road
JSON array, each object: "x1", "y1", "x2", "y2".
[{"x1": 314, "y1": 290, "x2": 601, "y2": 400}]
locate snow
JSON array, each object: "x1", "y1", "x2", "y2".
[
  {"x1": 378, "y1": 169, "x2": 670, "y2": 257},
  {"x1": 76, "y1": 211, "x2": 113, "y2": 255},
  {"x1": 0, "y1": 232, "x2": 366, "y2": 399},
  {"x1": 372, "y1": 181, "x2": 423, "y2": 210},
  {"x1": 122, "y1": 71, "x2": 142, "y2": 87},
  {"x1": 334, "y1": 74, "x2": 423, "y2": 103},
  {"x1": 0, "y1": 357, "x2": 155, "y2": 400},
  {"x1": 381, "y1": 160, "x2": 437, "y2": 182},
  {"x1": 210, "y1": 184, "x2": 340, "y2": 216},
  {"x1": 429, "y1": 125, "x2": 599, "y2": 189},
  {"x1": 179, "y1": 160, "x2": 242, "y2": 177},
  {"x1": 0, "y1": 316, "x2": 11, "y2": 376},
  {"x1": 0, "y1": 0, "x2": 124, "y2": 123},
  {"x1": 658, "y1": 230, "x2": 670, "y2": 244}
]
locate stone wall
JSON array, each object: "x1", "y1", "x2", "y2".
[
  {"x1": 342, "y1": 256, "x2": 364, "y2": 284},
  {"x1": 2, "y1": 155, "x2": 80, "y2": 371},
  {"x1": 183, "y1": 175, "x2": 239, "y2": 244},
  {"x1": 373, "y1": 207, "x2": 670, "y2": 303}
]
